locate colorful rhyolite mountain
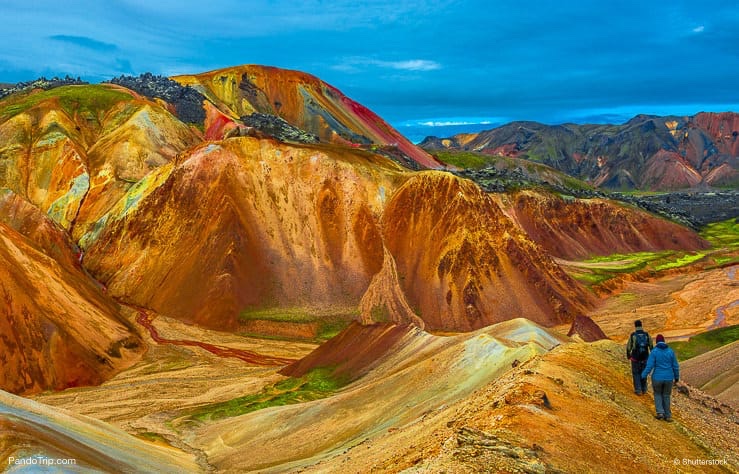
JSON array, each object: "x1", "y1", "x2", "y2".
[
  {"x1": 173, "y1": 65, "x2": 442, "y2": 169},
  {"x1": 0, "y1": 65, "x2": 710, "y2": 395},
  {"x1": 421, "y1": 113, "x2": 739, "y2": 190}
]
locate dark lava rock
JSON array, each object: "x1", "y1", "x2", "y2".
[
  {"x1": 611, "y1": 191, "x2": 739, "y2": 228},
  {"x1": 457, "y1": 165, "x2": 737, "y2": 227},
  {"x1": 240, "y1": 113, "x2": 319, "y2": 144},
  {"x1": 108, "y1": 73, "x2": 205, "y2": 125}
]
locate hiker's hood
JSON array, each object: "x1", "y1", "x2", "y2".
[{"x1": 655, "y1": 341, "x2": 669, "y2": 349}]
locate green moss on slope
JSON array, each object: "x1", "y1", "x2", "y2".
[
  {"x1": 185, "y1": 367, "x2": 349, "y2": 423},
  {"x1": 0, "y1": 85, "x2": 133, "y2": 122},
  {"x1": 670, "y1": 325, "x2": 739, "y2": 360}
]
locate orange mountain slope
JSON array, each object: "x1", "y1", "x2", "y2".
[
  {"x1": 81, "y1": 138, "x2": 407, "y2": 330},
  {"x1": 80, "y1": 136, "x2": 594, "y2": 332},
  {"x1": 173, "y1": 65, "x2": 442, "y2": 169},
  {"x1": 0, "y1": 222, "x2": 143, "y2": 395},
  {"x1": 382, "y1": 172, "x2": 593, "y2": 330},
  {"x1": 503, "y1": 190, "x2": 710, "y2": 260},
  {"x1": 0, "y1": 188, "x2": 80, "y2": 271}
]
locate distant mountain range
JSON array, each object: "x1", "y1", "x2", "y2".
[{"x1": 420, "y1": 113, "x2": 739, "y2": 190}]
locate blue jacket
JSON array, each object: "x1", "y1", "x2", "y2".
[{"x1": 641, "y1": 342, "x2": 679, "y2": 382}]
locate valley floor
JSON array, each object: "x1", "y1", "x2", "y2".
[{"x1": 19, "y1": 265, "x2": 739, "y2": 473}]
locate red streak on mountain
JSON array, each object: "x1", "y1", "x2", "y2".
[
  {"x1": 335, "y1": 90, "x2": 442, "y2": 169},
  {"x1": 134, "y1": 309, "x2": 295, "y2": 366},
  {"x1": 203, "y1": 101, "x2": 241, "y2": 140}
]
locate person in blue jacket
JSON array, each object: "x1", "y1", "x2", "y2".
[{"x1": 641, "y1": 334, "x2": 680, "y2": 421}]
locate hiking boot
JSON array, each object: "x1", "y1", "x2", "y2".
[
  {"x1": 664, "y1": 417, "x2": 673, "y2": 422},
  {"x1": 655, "y1": 414, "x2": 664, "y2": 420}
]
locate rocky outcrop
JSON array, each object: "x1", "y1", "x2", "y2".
[
  {"x1": 567, "y1": 315, "x2": 608, "y2": 342},
  {"x1": 611, "y1": 190, "x2": 739, "y2": 227},
  {"x1": 240, "y1": 112, "x2": 319, "y2": 144},
  {"x1": 109, "y1": 73, "x2": 206, "y2": 124},
  {"x1": 0, "y1": 75, "x2": 87, "y2": 99}
]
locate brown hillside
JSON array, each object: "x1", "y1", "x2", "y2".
[
  {"x1": 505, "y1": 190, "x2": 710, "y2": 260},
  {"x1": 0, "y1": 223, "x2": 143, "y2": 395},
  {"x1": 382, "y1": 172, "x2": 592, "y2": 330}
]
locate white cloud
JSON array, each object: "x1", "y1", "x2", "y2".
[
  {"x1": 417, "y1": 120, "x2": 491, "y2": 127},
  {"x1": 332, "y1": 57, "x2": 441, "y2": 73},
  {"x1": 399, "y1": 117, "x2": 508, "y2": 127},
  {"x1": 379, "y1": 59, "x2": 441, "y2": 71},
  {"x1": 692, "y1": 25, "x2": 705, "y2": 33}
]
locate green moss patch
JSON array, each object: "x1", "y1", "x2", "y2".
[
  {"x1": 135, "y1": 432, "x2": 172, "y2": 446},
  {"x1": 239, "y1": 307, "x2": 357, "y2": 342},
  {"x1": 571, "y1": 249, "x2": 710, "y2": 288},
  {"x1": 433, "y1": 150, "x2": 490, "y2": 169},
  {"x1": 670, "y1": 325, "x2": 739, "y2": 361},
  {"x1": 0, "y1": 84, "x2": 133, "y2": 122},
  {"x1": 185, "y1": 367, "x2": 348, "y2": 423},
  {"x1": 700, "y1": 219, "x2": 739, "y2": 250}
]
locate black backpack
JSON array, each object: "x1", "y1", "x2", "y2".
[{"x1": 632, "y1": 332, "x2": 650, "y2": 361}]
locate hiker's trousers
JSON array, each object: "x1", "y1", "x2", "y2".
[{"x1": 652, "y1": 379, "x2": 673, "y2": 417}]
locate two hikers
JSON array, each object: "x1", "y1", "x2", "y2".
[
  {"x1": 642, "y1": 334, "x2": 680, "y2": 422},
  {"x1": 626, "y1": 320, "x2": 652, "y2": 395},
  {"x1": 627, "y1": 320, "x2": 680, "y2": 421}
]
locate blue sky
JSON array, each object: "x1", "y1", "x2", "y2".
[{"x1": 2, "y1": 0, "x2": 738, "y2": 141}]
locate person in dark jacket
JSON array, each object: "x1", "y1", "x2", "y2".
[
  {"x1": 626, "y1": 320, "x2": 653, "y2": 395},
  {"x1": 641, "y1": 334, "x2": 680, "y2": 421}
]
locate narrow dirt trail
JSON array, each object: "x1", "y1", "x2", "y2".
[{"x1": 134, "y1": 309, "x2": 296, "y2": 366}]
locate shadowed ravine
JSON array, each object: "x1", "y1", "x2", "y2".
[{"x1": 134, "y1": 309, "x2": 296, "y2": 366}]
